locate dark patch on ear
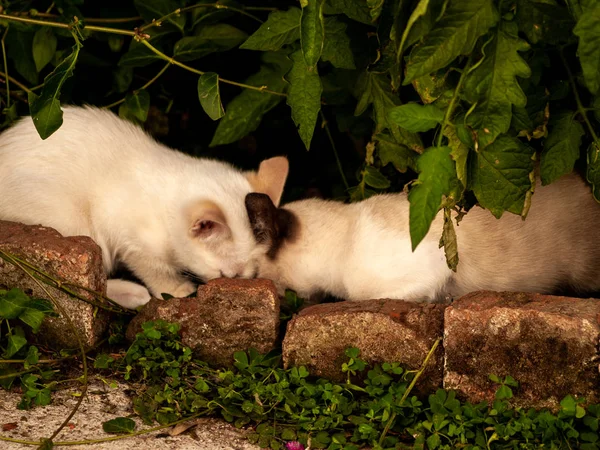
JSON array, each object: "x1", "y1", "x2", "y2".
[{"x1": 245, "y1": 193, "x2": 298, "y2": 259}]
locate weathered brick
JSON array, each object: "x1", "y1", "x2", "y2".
[
  {"x1": 444, "y1": 291, "x2": 600, "y2": 409},
  {"x1": 126, "y1": 278, "x2": 280, "y2": 367},
  {"x1": 0, "y1": 220, "x2": 108, "y2": 349},
  {"x1": 283, "y1": 300, "x2": 445, "y2": 393}
]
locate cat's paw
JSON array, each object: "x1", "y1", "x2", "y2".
[
  {"x1": 107, "y1": 279, "x2": 151, "y2": 309},
  {"x1": 170, "y1": 281, "x2": 197, "y2": 298}
]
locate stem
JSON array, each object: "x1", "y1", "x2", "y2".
[
  {"x1": 139, "y1": 40, "x2": 287, "y2": 97},
  {"x1": 559, "y1": 48, "x2": 600, "y2": 146},
  {"x1": 3, "y1": 257, "x2": 89, "y2": 443},
  {"x1": 1, "y1": 26, "x2": 9, "y2": 109},
  {"x1": 378, "y1": 338, "x2": 441, "y2": 446},
  {"x1": 436, "y1": 55, "x2": 474, "y2": 148},
  {"x1": 0, "y1": 14, "x2": 136, "y2": 37},
  {"x1": 0, "y1": 250, "x2": 134, "y2": 315},
  {"x1": 138, "y1": 3, "x2": 263, "y2": 32},
  {"x1": 320, "y1": 110, "x2": 349, "y2": 190},
  {"x1": 104, "y1": 62, "x2": 171, "y2": 109}
]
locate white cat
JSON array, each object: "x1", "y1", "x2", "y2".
[
  {"x1": 246, "y1": 173, "x2": 600, "y2": 302},
  {"x1": 0, "y1": 106, "x2": 289, "y2": 309}
]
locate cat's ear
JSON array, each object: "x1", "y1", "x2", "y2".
[
  {"x1": 186, "y1": 200, "x2": 230, "y2": 241},
  {"x1": 245, "y1": 193, "x2": 277, "y2": 245},
  {"x1": 246, "y1": 156, "x2": 289, "y2": 206}
]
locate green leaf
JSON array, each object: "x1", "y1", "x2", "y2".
[
  {"x1": 286, "y1": 50, "x2": 323, "y2": 149},
  {"x1": 198, "y1": 73, "x2": 225, "y2": 121},
  {"x1": 6, "y1": 29, "x2": 38, "y2": 85},
  {"x1": 540, "y1": 112, "x2": 584, "y2": 185},
  {"x1": 29, "y1": 40, "x2": 80, "y2": 139},
  {"x1": 32, "y1": 27, "x2": 58, "y2": 72},
  {"x1": 25, "y1": 346, "x2": 40, "y2": 369},
  {"x1": 240, "y1": 7, "x2": 301, "y2": 51},
  {"x1": 102, "y1": 417, "x2": 137, "y2": 434},
  {"x1": 404, "y1": 0, "x2": 499, "y2": 83},
  {"x1": 326, "y1": 0, "x2": 373, "y2": 25},
  {"x1": 408, "y1": 146, "x2": 457, "y2": 250},
  {"x1": 464, "y1": 20, "x2": 531, "y2": 148},
  {"x1": 174, "y1": 24, "x2": 248, "y2": 61},
  {"x1": 134, "y1": 0, "x2": 185, "y2": 32},
  {"x1": 375, "y1": 133, "x2": 418, "y2": 173},
  {"x1": 321, "y1": 17, "x2": 355, "y2": 69},
  {"x1": 0, "y1": 288, "x2": 30, "y2": 319},
  {"x1": 426, "y1": 433, "x2": 441, "y2": 449},
  {"x1": 412, "y1": 70, "x2": 448, "y2": 104},
  {"x1": 445, "y1": 124, "x2": 470, "y2": 187},
  {"x1": 119, "y1": 90, "x2": 150, "y2": 123},
  {"x1": 495, "y1": 384, "x2": 513, "y2": 400},
  {"x1": 516, "y1": 0, "x2": 573, "y2": 44},
  {"x1": 4, "y1": 334, "x2": 28, "y2": 358},
  {"x1": 300, "y1": 0, "x2": 325, "y2": 68},
  {"x1": 118, "y1": 44, "x2": 161, "y2": 67},
  {"x1": 586, "y1": 142, "x2": 600, "y2": 202},
  {"x1": 94, "y1": 353, "x2": 115, "y2": 369},
  {"x1": 363, "y1": 165, "x2": 390, "y2": 189},
  {"x1": 18, "y1": 302, "x2": 48, "y2": 333},
  {"x1": 210, "y1": 52, "x2": 290, "y2": 146},
  {"x1": 469, "y1": 135, "x2": 534, "y2": 218},
  {"x1": 387, "y1": 103, "x2": 444, "y2": 132},
  {"x1": 355, "y1": 72, "x2": 424, "y2": 153},
  {"x1": 573, "y1": 1, "x2": 600, "y2": 94},
  {"x1": 398, "y1": 0, "x2": 431, "y2": 60},
  {"x1": 37, "y1": 438, "x2": 54, "y2": 450},
  {"x1": 113, "y1": 67, "x2": 134, "y2": 94}
]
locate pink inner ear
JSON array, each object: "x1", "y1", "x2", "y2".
[{"x1": 186, "y1": 200, "x2": 229, "y2": 239}]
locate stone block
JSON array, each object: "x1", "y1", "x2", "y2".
[
  {"x1": 444, "y1": 291, "x2": 600, "y2": 409},
  {"x1": 0, "y1": 220, "x2": 108, "y2": 349},
  {"x1": 126, "y1": 278, "x2": 280, "y2": 367},
  {"x1": 283, "y1": 300, "x2": 445, "y2": 393}
]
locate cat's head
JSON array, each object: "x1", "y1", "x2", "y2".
[
  {"x1": 176, "y1": 156, "x2": 289, "y2": 282},
  {"x1": 244, "y1": 191, "x2": 298, "y2": 282}
]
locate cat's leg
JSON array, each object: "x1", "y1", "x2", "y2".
[{"x1": 107, "y1": 279, "x2": 152, "y2": 309}]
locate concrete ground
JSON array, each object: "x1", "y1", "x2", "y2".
[{"x1": 0, "y1": 380, "x2": 261, "y2": 449}]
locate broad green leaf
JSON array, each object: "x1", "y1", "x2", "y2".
[
  {"x1": 4, "y1": 334, "x2": 27, "y2": 358},
  {"x1": 375, "y1": 133, "x2": 418, "y2": 173},
  {"x1": 29, "y1": 40, "x2": 80, "y2": 139},
  {"x1": 355, "y1": 72, "x2": 424, "y2": 153},
  {"x1": 440, "y1": 207, "x2": 459, "y2": 271},
  {"x1": 586, "y1": 142, "x2": 600, "y2": 202},
  {"x1": 573, "y1": 1, "x2": 600, "y2": 94},
  {"x1": 210, "y1": 52, "x2": 290, "y2": 146},
  {"x1": 174, "y1": 24, "x2": 248, "y2": 61},
  {"x1": 321, "y1": 17, "x2": 355, "y2": 69},
  {"x1": 102, "y1": 417, "x2": 137, "y2": 434},
  {"x1": 240, "y1": 7, "x2": 301, "y2": 51},
  {"x1": 286, "y1": 50, "x2": 323, "y2": 149},
  {"x1": 540, "y1": 112, "x2": 584, "y2": 185},
  {"x1": 300, "y1": 0, "x2": 325, "y2": 67},
  {"x1": 25, "y1": 346, "x2": 40, "y2": 368},
  {"x1": 18, "y1": 299, "x2": 52, "y2": 333},
  {"x1": 412, "y1": 70, "x2": 448, "y2": 104},
  {"x1": 198, "y1": 72, "x2": 225, "y2": 121},
  {"x1": 404, "y1": 0, "x2": 499, "y2": 83},
  {"x1": 6, "y1": 29, "x2": 38, "y2": 84},
  {"x1": 408, "y1": 146, "x2": 457, "y2": 250},
  {"x1": 387, "y1": 103, "x2": 444, "y2": 132},
  {"x1": 94, "y1": 353, "x2": 115, "y2": 369},
  {"x1": 516, "y1": 0, "x2": 573, "y2": 44},
  {"x1": 363, "y1": 165, "x2": 391, "y2": 189},
  {"x1": 32, "y1": 27, "x2": 58, "y2": 72},
  {"x1": 469, "y1": 135, "x2": 534, "y2": 218},
  {"x1": 464, "y1": 21, "x2": 531, "y2": 148},
  {"x1": 119, "y1": 90, "x2": 150, "y2": 123},
  {"x1": 134, "y1": 0, "x2": 185, "y2": 32},
  {"x1": 326, "y1": 0, "x2": 373, "y2": 24},
  {"x1": 113, "y1": 67, "x2": 134, "y2": 94},
  {"x1": 0, "y1": 288, "x2": 30, "y2": 319}
]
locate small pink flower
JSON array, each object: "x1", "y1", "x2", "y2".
[{"x1": 285, "y1": 441, "x2": 305, "y2": 450}]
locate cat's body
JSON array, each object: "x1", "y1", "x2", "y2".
[
  {"x1": 246, "y1": 173, "x2": 600, "y2": 302},
  {"x1": 0, "y1": 106, "x2": 288, "y2": 308}
]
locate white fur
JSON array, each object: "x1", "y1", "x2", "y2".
[
  {"x1": 0, "y1": 106, "x2": 270, "y2": 308},
  {"x1": 255, "y1": 173, "x2": 600, "y2": 301}
]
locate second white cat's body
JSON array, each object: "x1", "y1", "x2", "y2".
[
  {"x1": 0, "y1": 106, "x2": 288, "y2": 308},
  {"x1": 246, "y1": 173, "x2": 600, "y2": 302}
]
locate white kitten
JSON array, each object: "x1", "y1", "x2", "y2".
[
  {"x1": 0, "y1": 106, "x2": 289, "y2": 309},
  {"x1": 246, "y1": 173, "x2": 600, "y2": 302}
]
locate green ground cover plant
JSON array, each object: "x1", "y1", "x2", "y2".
[{"x1": 0, "y1": 0, "x2": 597, "y2": 264}]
